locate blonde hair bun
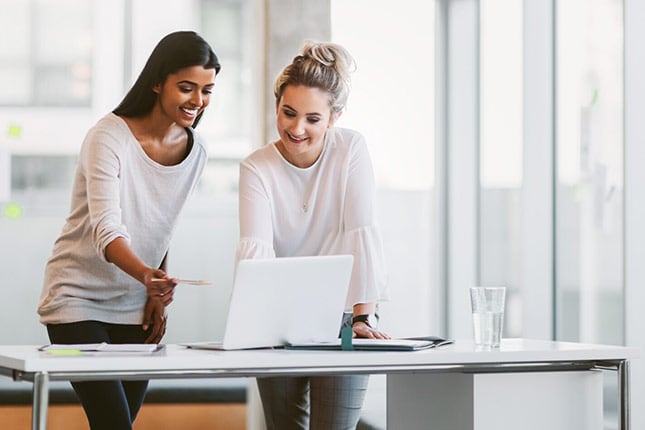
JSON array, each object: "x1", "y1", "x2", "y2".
[{"x1": 274, "y1": 41, "x2": 356, "y2": 113}]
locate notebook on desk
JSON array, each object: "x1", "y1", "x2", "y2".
[
  {"x1": 184, "y1": 255, "x2": 353, "y2": 351},
  {"x1": 287, "y1": 335, "x2": 454, "y2": 351}
]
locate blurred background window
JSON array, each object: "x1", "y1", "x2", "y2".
[
  {"x1": 478, "y1": 0, "x2": 523, "y2": 339},
  {"x1": 0, "y1": 0, "x2": 93, "y2": 107},
  {"x1": 555, "y1": 2, "x2": 624, "y2": 426},
  {"x1": 555, "y1": 0, "x2": 624, "y2": 347},
  {"x1": 331, "y1": 0, "x2": 438, "y2": 336}
]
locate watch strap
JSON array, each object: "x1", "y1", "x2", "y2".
[{"x1": 352, "y1": 314, "x2": 373, "y2": 328}]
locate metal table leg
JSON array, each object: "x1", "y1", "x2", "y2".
[
  {"x1": 32, "y1": 371, "x2": 49, "y2": 430},
  {"x1": 619, "y1": 360, "x2": 630, "y2": 430}
]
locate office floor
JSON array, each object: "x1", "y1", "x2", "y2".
[{"x1": 0, "y1": 403, "x2": 246, "y2": 429}]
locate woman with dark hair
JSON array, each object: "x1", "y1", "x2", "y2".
[
  {"x1": 37, "y1": 31, "x2": 220, "y2": 430},
  {"x1": 114, "y1": 31, "x2": 221, "y2": 126}
]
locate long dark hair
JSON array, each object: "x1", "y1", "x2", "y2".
[{"x1": 113, "y1": 31, "x2": 221, "y2": 128}]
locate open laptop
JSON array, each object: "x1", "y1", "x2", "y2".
[{"x1": 184, "y1": 255, "x2": 353, "y2": 350}]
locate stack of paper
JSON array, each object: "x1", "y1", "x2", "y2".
[{"x1": 39, "y1": 343, "x2": 163, "y2": 353}]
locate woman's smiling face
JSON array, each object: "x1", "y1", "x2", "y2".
[
  {"x1": 275, "y1": 85, "x2": 339, "y2": 168},
  {"x1": 154, "y1": 65, "x2": 216, "y2": 127}
]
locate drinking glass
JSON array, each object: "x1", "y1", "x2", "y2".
[{"x1": 470, "y1": 286, "x2": 506, "y2": 348}]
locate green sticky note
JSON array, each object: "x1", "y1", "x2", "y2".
[
  {"x1": 3, "y1": 203, "x2": 22, "y2": 220},
  {"x1": 48, "y1": 349, "x2": 84, "y2": 356},
  {"x1": 7, "y1": 124, "x2": 21, "y2": 138}
]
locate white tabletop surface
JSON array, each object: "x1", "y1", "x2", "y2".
[{"x1": 0, "y1": 339, "x2": 638, "y2": 376}]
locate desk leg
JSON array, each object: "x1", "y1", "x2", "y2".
[
  {"x1": 32, "y1": 371, "x2": 49, "y2": 430},
  {"x1": 619, "y1": 360, "x2": 630, "y2": 430}
]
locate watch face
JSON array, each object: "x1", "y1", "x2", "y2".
[{"x1": 367, "y1": 314, "x2": 378, "y2": 328}]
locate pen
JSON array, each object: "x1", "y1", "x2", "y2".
[{"x1": 151, "y1": 278, "x2": 212, "y2": 286}]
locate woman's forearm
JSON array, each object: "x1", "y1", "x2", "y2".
[
  {"x1": 104, "y1": 237, "x2": 151, "y2": 284},
  {"x1": 352, "y1": 302, "x2": 376, "y2": 317}
]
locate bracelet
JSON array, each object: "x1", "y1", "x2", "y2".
[{"x1": 352, "y1": 314, "x2": 372, "y2": 328}]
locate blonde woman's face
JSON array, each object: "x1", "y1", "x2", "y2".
[{"x1": 275, "y1": 85, "x2": 338, "y2": 168}]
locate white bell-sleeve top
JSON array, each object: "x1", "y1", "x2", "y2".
[{"x1": 235, "y1": 127, "x2": 389, "y2": 309}]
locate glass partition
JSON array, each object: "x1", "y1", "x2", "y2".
[
  {"x1": 555, "y1": 0, "x2": 624, "y2": 347},
  {"x1": 332, "y1": 0, "x2": 437, "y2": 336},
  {"x1": 479, "y1": 0, "x2": 524, "y2": 338},
  {"x1": 555, "y1": 1, "x2": 624, "y2": 428}
]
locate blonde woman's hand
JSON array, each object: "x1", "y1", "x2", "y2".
[{"x1": 352, "y1": 321, "x2": 391, "y2": 339}]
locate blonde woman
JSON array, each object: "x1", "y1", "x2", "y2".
[{"x1": 236, "y1": 41, "x2": 389, "y2": 429}]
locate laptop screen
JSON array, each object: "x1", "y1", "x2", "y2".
[{"x1": 220, "y1": 255, "x2": 354, "y2": 350}]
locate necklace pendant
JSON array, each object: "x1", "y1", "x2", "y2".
[{"x1": 302, "y1": 203, "x2": 308, "y2": 213}]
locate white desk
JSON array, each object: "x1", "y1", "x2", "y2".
[{"x1": 0, "y1": 339, "x2": 637, "y2": 430}]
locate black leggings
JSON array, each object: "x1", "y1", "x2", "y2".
[{"x1": 47, "y1": 321, "x2": 151, "y2": 430}]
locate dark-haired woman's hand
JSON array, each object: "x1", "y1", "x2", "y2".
[
  {"x1": 143, "y1": 269, "x2": 176, "y2": 306},
  {"x1": 143, "y1": 296, "x2": 167, "y2": 344}
]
